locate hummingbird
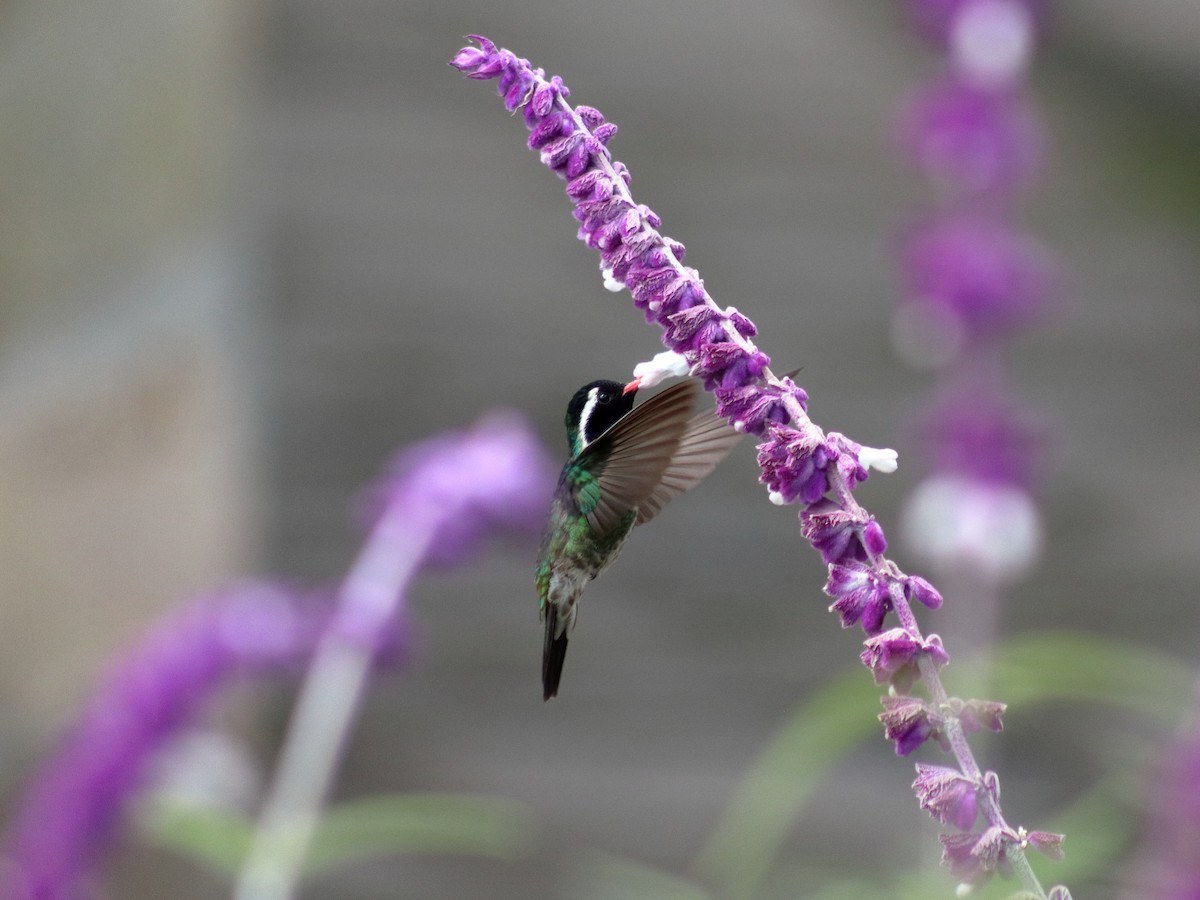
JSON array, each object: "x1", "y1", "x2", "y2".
[{"x1": 536, "y1": 376, "x2": 742, "y2": 700}]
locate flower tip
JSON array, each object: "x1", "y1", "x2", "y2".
[
  {"x1": 863, "y1": 519, "x2": 888, "y2": 557},
  {"x1": 449, "y1": 35, "x2": 497, "y2": 73},
  {"x1": 768, "y1": 490, "x2": 787, "y2": 506}
]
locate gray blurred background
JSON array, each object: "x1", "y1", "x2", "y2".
[{"x1": 1, "y1": 0, "x2": 1197, "y2": 897}]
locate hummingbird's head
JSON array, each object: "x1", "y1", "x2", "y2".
[{"x1": 565, "y1": 379, "x2": 638, "y2": 453}]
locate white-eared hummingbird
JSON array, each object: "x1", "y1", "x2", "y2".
[{"x1": 536, "y1": 376, "x2": 741, "y2": 700}]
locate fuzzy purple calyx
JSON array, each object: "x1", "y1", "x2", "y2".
[
  {"x1": 939, "y1": 825, "x2": 1013, "y2": 883},
  {"x1": 948, "y1": 696, "x2": 1007, "y2": 734},
  {"x1": 913, "y1": 762, "x2": 980, "y2": 830},
  {"x1": 861, "y1": 628, "x2": 949, "y2": 690},
  {"x1": 880, "y1": 695, "x2": 947, "y2": 756}
]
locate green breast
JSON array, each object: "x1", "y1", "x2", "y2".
[{"x1": 536, "y1": 472, "x2": 638, "y2": 612}]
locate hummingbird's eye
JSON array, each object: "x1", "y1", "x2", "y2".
[{"x1": 598, "y1": 392, "x2": 613, "y2": 404}]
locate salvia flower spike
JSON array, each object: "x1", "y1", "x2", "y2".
[
  {"x1": 235, "y1": 413, "x2": 554, "y2": 898},
  {"x1": 2, "y1": 584, "x2": 325, "y2": 898},
  {"x1": 892, "y1": 0, "x2": 1066, "y2": 896},
  {"x1": 453, "y1": 34, "x2": 1065, "y2": 897}
]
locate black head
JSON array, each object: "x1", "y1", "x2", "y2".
[{"x1": 565, "y1": 379, "x2": 637, "y2": 453}]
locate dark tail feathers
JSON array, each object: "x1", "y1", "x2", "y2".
[{"x1": 542, "y1": 605, "x2": 569, "y2": 701}]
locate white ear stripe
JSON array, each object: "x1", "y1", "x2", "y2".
[{"x1": 577, "y1": 387, "x2": 600, "y2": 450}]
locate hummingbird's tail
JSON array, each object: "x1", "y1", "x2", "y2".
[{"x1": 542, "y1": 604, "x2": 569, "y2": 701}]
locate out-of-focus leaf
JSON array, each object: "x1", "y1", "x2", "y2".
[
  {"x1": 1032, "y1": 777, "x2": 1136, "y2": 886},
  {"x1": 137, "y1": 797, "x2": 254, "y2": 875},
  {"x1": 140, "y1": 791, "x2": 532, "y2": 878},
  {"x1": 692, "y1": 670, "x2": 880, "y2": 900},
  {"x1": 305, "y1": 792, "x2": 532, "y2": 873},
  {"x1": 974, "y1": 631, "x2": 1193, "y2": 725},
  {"x1": 576, "y1": 852, "x2": 715, "y2": 900}
]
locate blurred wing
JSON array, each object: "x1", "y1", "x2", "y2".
[
  {"x1": 635, "y1": 406, "x2": 742, "y2": 525},
  {"x1": 575, "y1": 380, "x2": 698, "y2": 534}
]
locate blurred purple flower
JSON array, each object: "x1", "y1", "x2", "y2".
[
  {"x1": 4, "y1": 412, "x2": 556, "y2": 898},
  {"x1": 888, "y1": 1, "x2": 1064, "y2": 889},
  {"x1": 897, "y1": 78, "x2": 1042, "y2": 193},
  {"x1": 900, "y1": 214, "x2": 1056, "y2": 335},
  {"x1": 1, "y1": 584, "x2": 324, "y2": 900},
  {"x1": 922, "y1": 385, "x2": 1045, "y2": 487},
  {"x1": 357, "y1": 411, "x2": 555, "y2": 572},
  {"x1": 336, "y1": 413, "x2": 554, "y2": 652},
  {"x1": 1122, "y1": 691, "x2": 1200, "y2": 899},
  {"x1": 899, "y1": 0, "x2": 1048, "y2": 51}
]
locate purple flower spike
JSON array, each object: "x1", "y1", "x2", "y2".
[
  {"x1": 914, "y1": 762, "x2": 980, "y2": 830},
  {"x1": 3, "y1": 585, "x2": 324, "y2": 898},
  {"x1": 454, "y1": 37, "x2": 1061, "y2": 895},
  {"x1": 861, "y1": 628, "x2": 948, "y2": 690}
]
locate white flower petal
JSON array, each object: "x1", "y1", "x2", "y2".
[
  {"x1": 859, "y1": 446, "x2": 899, "y2": 473},
  {"x1": 631, "y1": 350, "x2": 691, "y2": 388}
]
